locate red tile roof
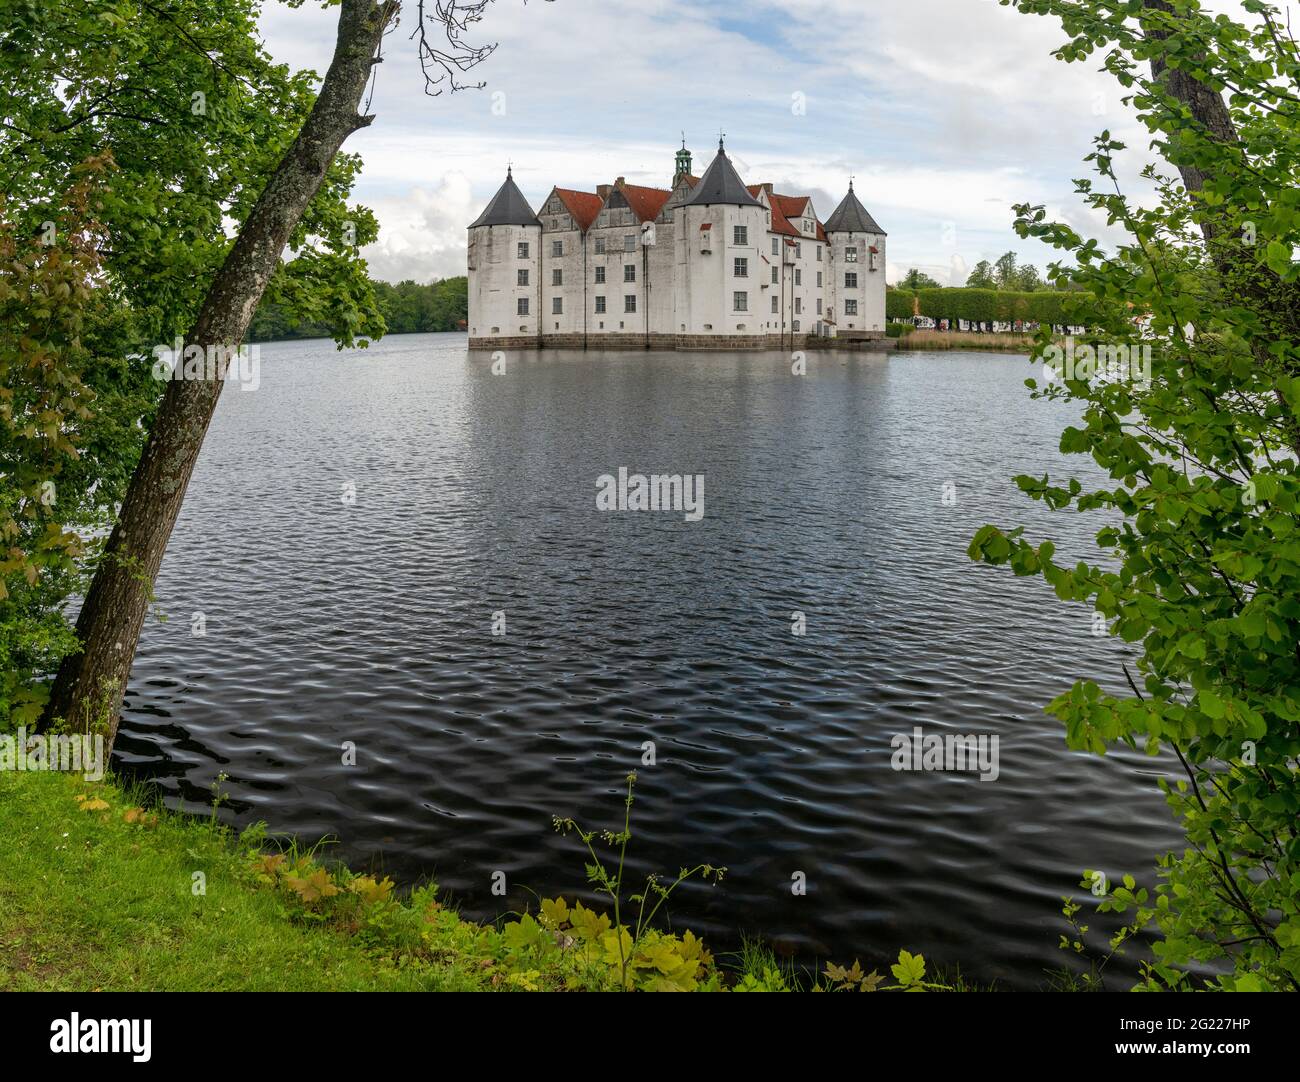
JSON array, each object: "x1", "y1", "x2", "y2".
[
  {"x1": 774, "y1": 194, "x2": 810, "y2": 217},
  {"x1": 619, "y1": 182, "x2": 673, "y2": 223},
  {"x1": 748, "y1": 185, "x2": 805, "y2": 238},
  {"x1": 771, "y1": 192, "x2": 825, "y2": 240},
  {"x1": 552, "y1": 187, "x2": 603, "y2": 232}
]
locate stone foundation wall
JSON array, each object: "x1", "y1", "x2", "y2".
[
  {"x1": 468, "y1": 333, "x2": 896, "y2": 353},
  {"x1": 467, "y1": 335, "x2": 540, "y2": 352}
]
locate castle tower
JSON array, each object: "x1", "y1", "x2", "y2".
[
  {"x1": 674, "y1": 138, "x2": 768, "y2": 345},
  {"x1": 673, "y1": 136, "x2": 692, "y2": 185},
  {"x1": 824, "y1": 179, "x2": 887, "y2": 336},
  {"x1": 467, "y1": 166, "x2": 542, "y2": 348}
]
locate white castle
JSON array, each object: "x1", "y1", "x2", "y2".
[{"x1": 467, "y1": 138, "x2": 887, "y2": 351}]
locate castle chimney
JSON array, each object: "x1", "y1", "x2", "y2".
[
  {"x1": 596, "y1": 183, "x2": 612, "y2": 199},
  {"x1": 615, "y1": 176, "x2": 626, "y2": 187}
]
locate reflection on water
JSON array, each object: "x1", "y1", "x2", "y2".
[{"x1": 115, "y1": 333, "x2": 1179, "y2": 988}]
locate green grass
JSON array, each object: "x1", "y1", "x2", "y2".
[
  {"x1": 0, "y1": 770, "x2": 481, "y2": 990},
  {"x1": 0, "y1": 769, "x2": 980, "y2": 992}
]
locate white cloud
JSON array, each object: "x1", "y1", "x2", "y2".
[
  {"x1": 361, "y1": 173, "x2": 475, "y2": 282},
  {"x1": 256, "y1": 0, "x2": 1211, "y2": 285}
]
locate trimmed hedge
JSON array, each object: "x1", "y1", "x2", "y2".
[
  {"x1": 885, "y1": 289, "x2": 918, "y2": 320},
  {"x1": 914, "y1": 287, "x2": 1090, "y2": 328}
]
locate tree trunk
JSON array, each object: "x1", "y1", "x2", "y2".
[
  {"x1": 1142, "y1": 0, "x2": 1300, "y2": 458},
  {"x1": 43, "y1": 0, "x2": 398, "y2": 741},
  {"x1": 1142, "y1": 0, "x2": 1239, "y2": 205}
]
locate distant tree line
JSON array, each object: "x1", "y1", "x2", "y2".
[
  {"x1": 894, "y1": 251, "x2": 1086, "y2": 294},
  {"x1": 248, "y1": 276, "x2": 468, "y2": 342}
]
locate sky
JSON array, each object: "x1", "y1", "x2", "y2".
[{"x1": 254, "y1": 0, "x2": 1207, "y2": 287}]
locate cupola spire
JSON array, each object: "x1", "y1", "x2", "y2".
[{"x1": 674, "y1": 134, "x2": 692, "y2": 182}]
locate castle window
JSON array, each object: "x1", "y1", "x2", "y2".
[
  {"x1": 793, "y1": 319, "x2": 800, "y2": 332},
  {"x1": 623, "y1": 234, "x2": 636, "y2": 252},
  {"x1": 771, "y1": 266, "x2": 778, "y2": 284},
  {"x1": 816, "y1": 298, "x2": 823, "y2": 315},
  {"x1": 552, "y1": 297, "x2": 563, "y2": 314},
  {"x1": 517, "y1": 269, "x2": 529, "y2": 286},
  {"x1": 553, "y1": 268, "x2": 563, "y2": 286},
  {"x1": 771, "y1": 238, "x2": 779, "y2": 256},
  {"x1": 624, "y1": 264, "x2": 635, "y2": 283},
  {"x1": 771, "y1": 296, "x2": 778, "y2": 314},
  {"x1": 595, "y1": 266, "x2": 606, "y2": 284},
  {"x1": 518, "y1": 242, "x2": 529, "y2": 259},
  {"x1": 517, "y1": 298, "x2": 529, "y2": 316},
  {"x1": 625, "y1": 295, "x2": 636, "y2": 313},
  {"x1": 734, "y1": 225, "x2": 748, "y2": 246},
  {"x1": 794, "y1": 269, "x2": 801, "y2": 286},
  {"x1": 594, "y1": 237, "x2": 606, "y2": 254},
  {"x1": 734, "y1": 257, "x2": 748, "y2": 278},
  {"x1": 845, "y1": 272, "x2": 858, "y2": 289},
  {"x1": 844, "y1": 299, "x2": 858, "y2": 316},
  {"x1": 795, "y1": 242, "x2": 802, "y2": 258},
  {"x1": 734, "y1": 291, "x2": 748, "y2": 312},
  {"x1": 816, "y1": 247, "x2": 822, "y2": 262},
  {"x1": 595, "y1": 296, "x2": 606, "y2": 314},
  {"x1": 552, "y1": 240, "x2": 563, "y2": 257},
  {"x1": 794, "y1": 297, "x2": 802, "y2": 314},
  {"x1": 845, "y1": 246, "x2": 858, "y2": 263}
]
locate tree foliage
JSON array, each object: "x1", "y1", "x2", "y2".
[
  {"x1": 971, "y1": 0, "x2": 1300, "y2": 990},
  {"x1": 248, "y1": 276, "x2": 469, "y2": 342},
  {"x1": 0, "y1": 0, "x2": 387, "y2": 724},
  {"x1": 897, "y1": 268, "x2": 941, "y2": 290},
  {"x1": 0, "y1": 157, "x2": 154, "y2": 728}
]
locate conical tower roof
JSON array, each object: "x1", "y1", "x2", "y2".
[
  {"x1": 683, "y1": 139, "x2": 760, "y2": 208},
  {"x1": 824, "y1": 181, "x2": 885, "y2": 235},
  {"x1": 470, "y1": 168, "x2": 541, "y2": 227}
]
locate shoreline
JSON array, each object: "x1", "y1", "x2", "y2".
[{"x1": 0, "y1": 769, "x2": 981, "y2": 992}]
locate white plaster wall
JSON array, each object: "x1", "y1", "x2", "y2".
[{"x1": 468, "y1": 223, "x2": 540, "y2": 337}]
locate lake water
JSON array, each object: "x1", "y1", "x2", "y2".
[{"x1": 114, "y1": 331, "x2": 1180, "y2": 988}]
